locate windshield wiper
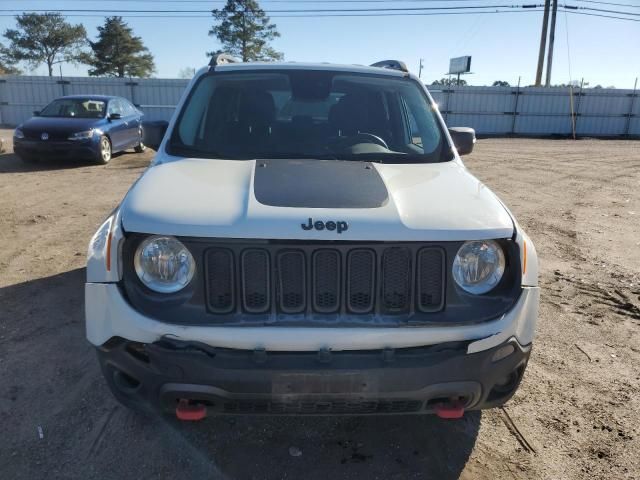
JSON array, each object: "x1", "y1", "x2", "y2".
[
  {"x1": 168, "y1": 144, "x2": 226, "y2": 159},
  {"x1": 256, "y1": 153, "x2": 340, "y2": 160}
]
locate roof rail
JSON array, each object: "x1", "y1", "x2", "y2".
[
  {"x1": 370, "y1": 60, "x2": 409, "y2": 73},
  {"x1": 209, "y1": 53, "x2": 241, "y2": 68}
]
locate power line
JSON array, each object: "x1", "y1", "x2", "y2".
[
  {"x1": 0, "y1": 10, "x2": 545, "y2": 18},
  {"x1": 573, "y1": 0, "x2": 640, "y2": 7},
  {"x1": 562, "y1": 7, "x2": 640, "y2": 18},
  {"x1": 564, "y1": 9, "x2": 573, "y2": 84},
  {"x1": 0, "y1": 5, "x2": 545, "y2": 13},
  {"x1": 567, "y1": 4, "x2": 640, "y2": 14},
  {"x1": 2, "y1": 0, "x2": 576, "y2": 2},
  {"x1": 2, "y1": 3, "x2": 638, "y2": 22}
]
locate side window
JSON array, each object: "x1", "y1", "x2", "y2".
[
  {"x1": 122, "y1": 100, "x2": 136, "y2": 116},
  {"x1": 407, "y1": 108, "x2": 422, "y2": 148},
  {"x1": 107, "y1": 100, "x2": 122, "y2": 116},
  {"x1": 400, "y1": 94, "x2": 441, "y2": 154}
]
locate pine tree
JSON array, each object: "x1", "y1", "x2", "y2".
[
  {"x1": 86, "y1": 17, "x2": 155, "y2": 78},
  {"x1": 209, "y1": 0, "x2": 283, "y2": 62},
  {"x1": 0, "y1": 43, "x2": 21, "y2": 74}
]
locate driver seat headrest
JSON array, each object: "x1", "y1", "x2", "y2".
[{"x1": 328, "y1": 92, "x2": 389, "y2": 138}]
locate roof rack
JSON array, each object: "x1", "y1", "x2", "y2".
[
  {"x1": 209, "y1": 53, "x2": 241, "y2": 68},
  {"x1": 370, "y1": 60, "x2": 409, "y2": 73}
]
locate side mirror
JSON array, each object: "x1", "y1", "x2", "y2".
[
  {"x1": 33, "y1": 110, "x2": 40, "y2": 116},
  {"x1": 108, "y1": 113, "x2": 122, "y2": 121},
  {"x1": 142, "y1": 120, "x2": 169, "y2": 151},
  {"x1": 448, "y1": 127, "x2": 476, "y2": 156}
]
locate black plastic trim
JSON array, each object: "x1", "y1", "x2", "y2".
[{"x1": 97, "y1": 337, "x2": 531, "y2": 415}]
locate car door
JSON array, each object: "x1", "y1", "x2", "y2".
[
  {"x1": 106, "y1": 99, "x2": 127, "y2": 150},
  {"x1": 121, "y1": 99, "x2": 142, "y2": 148}
]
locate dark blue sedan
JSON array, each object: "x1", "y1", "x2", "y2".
[{"x1": 13, "y1": 95, "x2": 146, "y2": 165}]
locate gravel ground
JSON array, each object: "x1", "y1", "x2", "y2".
[{"x1": 0, "y1": 131, "x2": 638, "y2": 479}]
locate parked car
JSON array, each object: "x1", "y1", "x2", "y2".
[
  {"x1": 86, "y1": 56, "x2": 539, "y2": 420},
  {"x1": 13, "y1": 95, "x2": 146, "y2": 165}
]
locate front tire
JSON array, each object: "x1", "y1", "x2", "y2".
[
  {"x1": 134, "y1": 127, "x2": 146, "y2": 153},
  {"x1": 95, "y1": 135, "x2": 112, "y2": 165}
]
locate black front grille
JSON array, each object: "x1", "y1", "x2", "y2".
[
  {"x1": 382, "y1": 248, "x2": 412, "y2": 313},
  {"x1": 204, "y1": 243, "x2": 445, "y2": 317},
  {"x1": 241, "y1": 249, "x2": 270, "y2": 313},
  {"x1": 277, "y1": 251, "x2": 306, "y2": 313},
  {"x1": 347, "y1": 249, "x2": 375, "y2": 313},
  {"x1": 22, "y1": 130, "x2": 69, "y2": 141},
  {"x1": 313, "y1": 250, "x2": 340, "y2": 313},
  {"x1": 205, "y1": 248, "x2": 234, "y2": 313},
  {"x1": 417, "y1": 248, "x2": 446, "y2": 312}
]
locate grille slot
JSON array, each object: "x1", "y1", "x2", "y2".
[
  {"x1": 277, "y1": 251, "x2": 306, "y2": 313},
  {"x1": 205, "y1": 248, "x2": 235, "y2": 313},
  {"x1": 417, "y1": 248, "x2": 445, "y2": 312},
  {"x1": 313, "y1": 250, "x2": 340, "y2": 313},
  {"x1": 241, "y1": 249, "x2": 270, "y2": 313},
  {"x1": 347, "y1": 249, "x2": 375, "y2": 313},
  {"x1": 223, "y1": 399, "x2": 422, "y2": 414},
  {"x1": 382, "y1": 248, "x2": 412, "y2": 313}
]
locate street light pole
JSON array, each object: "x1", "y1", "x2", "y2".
[
  {"x1": 535, "y1": 0, "x2": 551, "y2": 86},
  {"x1": 545, "y1": 0, "x2": 558, "y2": 87}
]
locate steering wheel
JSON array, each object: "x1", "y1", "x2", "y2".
[{"x1": 330, "y1": 132, "x2": 389, "y2": 150}]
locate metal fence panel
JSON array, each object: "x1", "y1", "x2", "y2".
[{"x1": 0, "y1": 75, "x2": 638, "y2": 137}]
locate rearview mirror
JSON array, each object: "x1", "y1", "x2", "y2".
[
  {"x1": 448, "y1": 127, "x2": 476, "y2": 156},
  {"x1": 33, "y1": 110, "x2": 40, "y2": 116},
  {"x1": 108, "y1": 113, "x2": 122, "y2": 121},
  {"x1": 142, "y1": 120, "x2": 169, "y2": 151}
]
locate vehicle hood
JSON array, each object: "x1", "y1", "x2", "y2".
[
  {"x1": 120, "y1": 158, "x2": 514, "y2": 241},
  {"x1": 20, "y1": 116, "x2": 103, "y2": 136}
]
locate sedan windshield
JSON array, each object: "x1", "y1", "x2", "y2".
[
  {"x1": 169, "y1": 70, "x2": 448, "y2": 163},
  {"x1": 40, "y1": 98, "x2": 106, "y2": 119}
]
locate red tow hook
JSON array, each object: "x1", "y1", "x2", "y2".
[
  {"x1": 434, "y1": 400, "x2": 465, "y2": 419},
  {"x1": 176, "y1": 399, "x2": 207, "y2": 421}
]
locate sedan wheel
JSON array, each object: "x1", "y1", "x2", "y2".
[
  {"x1": 134, "y1": 128, "x2": 146, "y2": 153},
  {"x1": 96, "y1": 136, "x2": 112, "y2": 165}
]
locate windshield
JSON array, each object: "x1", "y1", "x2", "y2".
[
  {"x1": 168, "y1": 70, "x2": 448, "y2": 163},
  {"x1": 39, "y1": 98, "x2": 106, "y2": 119}
]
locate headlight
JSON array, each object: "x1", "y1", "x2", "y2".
[
  {"x1": 134, "y1": 236, "x2": 195, "y2": 293},
  {"x1": 452, "y1": 240, "x2": 505, "y2": 294},
  {"x1": 14, "y1": 128, "x2": 24, "y2": 139},
  {"x1": 68, "y1": 129, "x2": 95, "y2": 141}
]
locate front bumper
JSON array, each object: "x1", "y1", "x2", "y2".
[
  {"x1": 14, "y1": 138, "x2": 98, "y2": 160},
  {"x1": 98, "y1": 337, "x2": 531, "y2": 415},
  {"x1": 86, "y1": 283, "x2": 539, "y2": 352},
  {"x1": 88, "y1": 284, "x2": 538, "y2": 414}
]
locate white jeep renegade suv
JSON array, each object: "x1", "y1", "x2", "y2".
[{"x1": 86, "y1": 56, "x2": 539, "y2": 420}]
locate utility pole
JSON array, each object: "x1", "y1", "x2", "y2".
[
  {"x1": 545, "y1": 0, "x2": 558, "y2": 87},
  {"x1": 418, "y1": 58, "x2": 424, "y2": 79},
  {"x1": 535, "y1": 0, "x2": 551, "y2": 86}
]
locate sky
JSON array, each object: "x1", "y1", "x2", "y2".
[{"x1": 1, "y1": 0, "x2": 639, "y2": 88}]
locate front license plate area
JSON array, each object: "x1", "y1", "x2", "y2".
[{"x1": 272, "y1": 372, "x2": 377, "y2": 395}]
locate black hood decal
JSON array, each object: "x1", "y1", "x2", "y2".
[{"x1": 253, "y1": 159, "x2": 389, "y2": 209}]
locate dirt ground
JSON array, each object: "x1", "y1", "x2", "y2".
[{"x1": 0, "y1": 130, "x2": 638, "y2": 480}]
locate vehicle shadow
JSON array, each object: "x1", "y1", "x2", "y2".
[
  {"x1": 0, "y1": 151, "x2": 144, "y2": 173},
  {"x1": 0, "y1": 268, "x2": 480, "y2": 480},
  {"x1": 170, "y1": 410, "x2": 481, "y2": 479}
]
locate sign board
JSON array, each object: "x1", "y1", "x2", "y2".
[{"x1": 448, "y1": 56, "x2": 472, "y2": 75}]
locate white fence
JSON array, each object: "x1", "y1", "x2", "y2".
[
  {"x1": 0, "y1": 75, "x2": 189, "y2": 126},
  {"x1": 1, "y1": 75, "x2": 638, "y2": 137}
]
